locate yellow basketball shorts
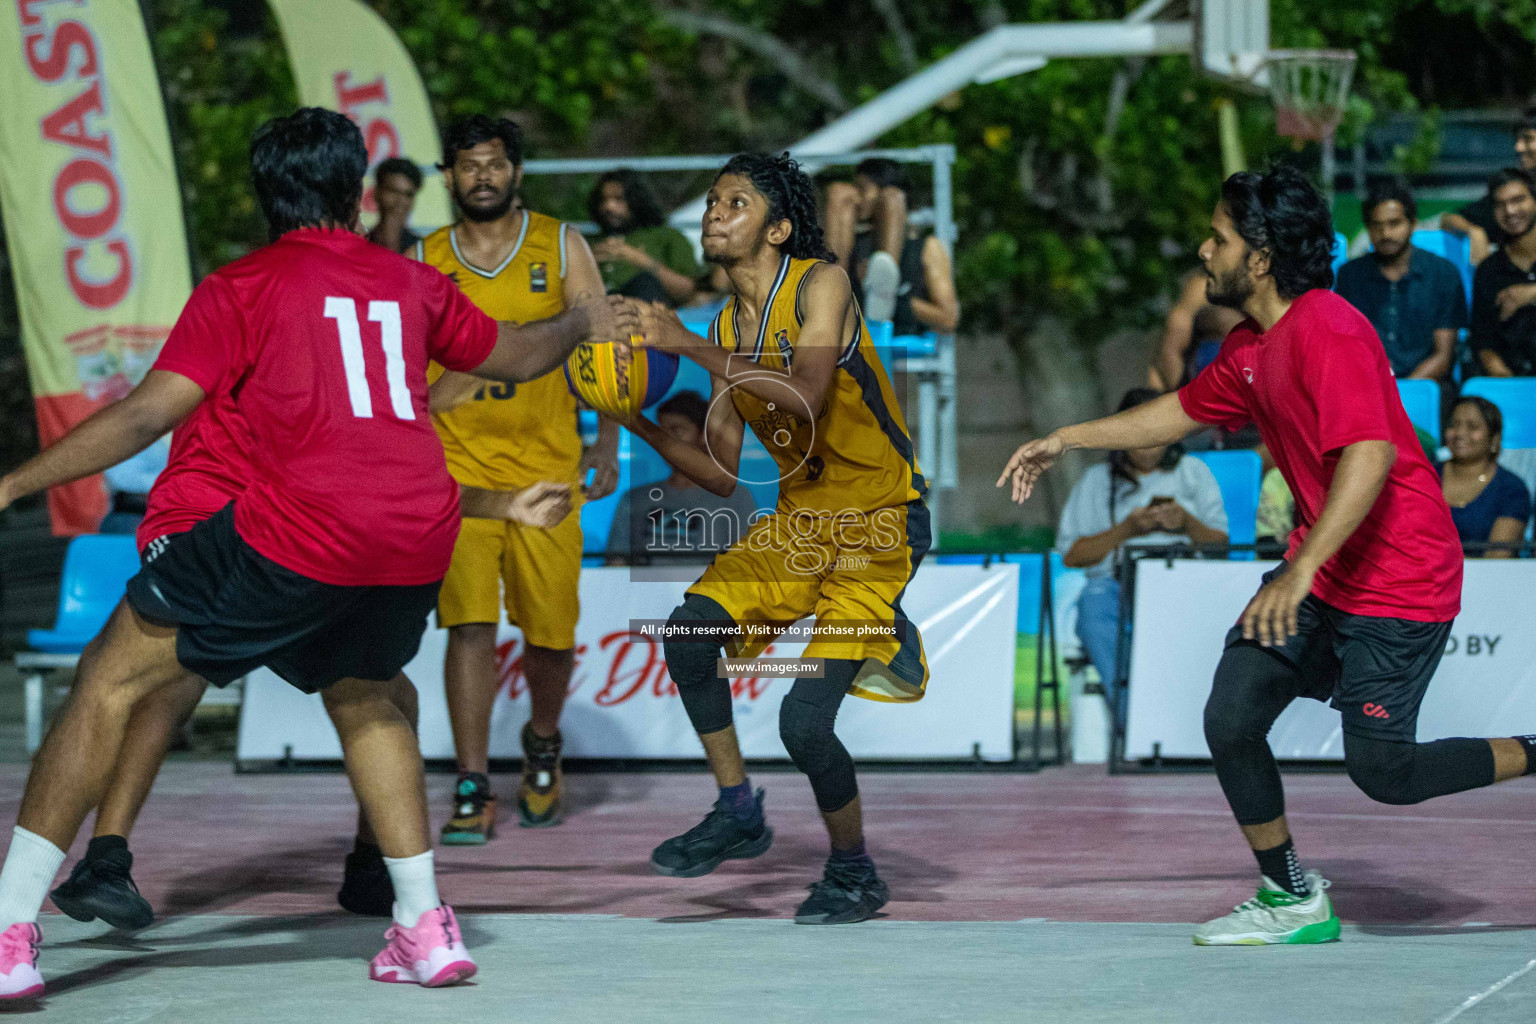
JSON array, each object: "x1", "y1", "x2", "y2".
[
  {"x1": 687, "y1": 500, "x2": 931, "y2": 702},
  {"x1": 438, "y1": 513, "x2": 583, "y2": 649}
]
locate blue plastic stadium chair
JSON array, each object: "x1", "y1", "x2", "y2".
[
  {"x1": 26, "y1": 535, "x2": 142, "y2": 654},
  {"x1": 580, "y1": 430, "x2": 638, "y2": 554},
  {"x1": 1460, "y1": 378, "x2": 1536, "y2": 448},
  {"x1": 1410, "y1": 229, "x2": 1474, "y2": 305},
  {"x1": 1332, "y1": 231, "x2": 1349, "y2": 278},
  {"x1": 1187, "y1": 449, "x2": 1262, "y2": 551},
  {"x1": 890, "y1": 333, "x2": 939, "y2": 358},
  {"x1": 1395, "y1": 378, "x2": 1441, "y2": 439}
]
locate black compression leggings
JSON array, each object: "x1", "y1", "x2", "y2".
[
  {"x1": 663, "y1": 594, "x2": 860, "y2": 812},
  {"x1": 1205, "y1": 644, "x2": 1497, "y2": 826}
]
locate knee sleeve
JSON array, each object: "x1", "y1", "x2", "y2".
[
  {"x1": 1204, "y1": 645, "x2": 1299, "y2": 827},
  {"x1": 779, "y1": 662, "x2": 860, "y2": 813},
  {"x1": 779, "y1": 696, "x2": 857, "y2": 812},
  {"x1": 1344, "y1": 733, "x2": 1496, "y2": 806},
  {"x1": 1203, "y1": 645, "x2": 1294, "y2": 758},
  {"x1": 663, "y1": 594, "x2": 736, "y2": 735}
]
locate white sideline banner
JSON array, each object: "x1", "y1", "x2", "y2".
[
  {"x1": 236, "y1": 564, "x2": 1018, "y2": 763},
  {"x1": 1125, "y1": 559, "x2": 1536, "y2": 760}
]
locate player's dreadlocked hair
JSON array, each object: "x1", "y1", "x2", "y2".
[{"x1": 718, "y1": 152, "x2": 836, "y2": 263}]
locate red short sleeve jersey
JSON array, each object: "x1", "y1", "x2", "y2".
[
  {"x1": 150, "y1": 228, "x2": 498, "y2": 585},
  {"x1": 1178, "y1": 289, "x2": 1461, "y2": 622},
  {"x1": 138, "y1": 276, "x2": 257, "y2": 549},
  {"x1": 135, "y1": 399, "x2": 254, "y2": 550}
]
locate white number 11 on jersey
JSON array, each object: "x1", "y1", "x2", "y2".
[{"x1": 323, "y1": 297, "x2": 414, "y2": 420}]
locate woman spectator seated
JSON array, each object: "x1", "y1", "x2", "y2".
[
  {"x1": 1441, "y1": 396, "x2": 1531, "y2": 558},
  {"x1": 1055, "y1": 388, "x2": 1229, "y2": 725}
]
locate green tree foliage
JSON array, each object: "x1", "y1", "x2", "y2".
[{"x1": 107, "y1": 1, "x2": 1536, "y2": 346}]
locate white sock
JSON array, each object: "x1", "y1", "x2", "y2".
[
  {"x1": 0, "y1": 828, "x2": 66, "y2": 931},
  {"x1": 383, "y1": 850, "x2": 440, "y2": 928}
]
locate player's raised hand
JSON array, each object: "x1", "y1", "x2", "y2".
[
  {"x1": 996, "y1": 434, "x2": 1066, "y2": 504},
  {"x1": 579, "y1": 293, "x2": 641, "y2": 343},
  {"x1": 507, "y1": 480, "x2": 574, "y2": 530},
  {"x1": 634, "y1": 301, "x2": 700, "y2": 352}
]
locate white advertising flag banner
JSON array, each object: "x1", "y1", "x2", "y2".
[
  {"x1": 1125, "y1": 559, "x2": 1536, "y2": 760},
  {"x1": 237, "y1": 564, "x2": 1018, "y2": 764}
]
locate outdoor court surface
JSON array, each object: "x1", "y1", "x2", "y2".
[{"x1": 7, "y1": 762, "x2": 1534, "y2": 1023}]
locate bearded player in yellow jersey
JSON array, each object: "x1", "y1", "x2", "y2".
[
  {"x1": 419, "y1": 116, "x2": 620, "y2": 839},
  {"x1": 628, "y1": 153, "x2": 930, "y2": 924}
]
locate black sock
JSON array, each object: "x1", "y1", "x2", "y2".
[
  {"x1": 830, "y1": 840, "x2": 873, "y2": 871},
  {"x1": 352, "y1": 838, "x2": 381, "y2": 858},
  {"x1": 1253, "y1": 838, "x2": 1307, "y2": 896},
  {"x1": 1515, "y1": 736, "x2": 1536, "y2": 775},
  {"x1": 718, "y1": 780, "x2": 761, "y2": 826},
  {"x1": 85, "y1": 834, "x2": 129, "y2": 862}
]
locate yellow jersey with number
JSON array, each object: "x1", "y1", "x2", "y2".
[
  {"x1": 711, "y1": 256, "x2": 926, "y2": 515},
  {"x1": 418, "y1": 211, "x2": 581, "y2": 491}
]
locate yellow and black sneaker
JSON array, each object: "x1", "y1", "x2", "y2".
[
  {"x1": 440, "y1": 772, "x2": 497, "y2": 845},
  {"x1": 518, "y1": 723, "x2": 564, "y2": 828}
]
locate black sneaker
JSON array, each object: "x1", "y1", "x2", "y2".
[
  {"x1": 794, "y1": 857, "x2": 889, "y2": 925},
  {"x1": 336, "y1": 843, "x2": 394, "y2": 917},
  {"x1": 650, "y1": 789, "x2": 773, "y2": 878},
  {"x1": 50, "y1": 848, "x2": 154, "y2": 931}
]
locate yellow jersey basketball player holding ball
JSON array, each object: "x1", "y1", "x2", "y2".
[
  {"x1": 627, "y1": 153, "x2": 931, "y2": 925},
  {"x1": 420, "y1": 116, "x2": 620, "y2": 840}
]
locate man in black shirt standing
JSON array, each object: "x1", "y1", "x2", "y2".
[
  {"x1": 1471, "y1": 168, "x2": 1536, "y2": 377},
  {"x1": 1445, "y1": 108, "x2": 1536, "y2": 265}
]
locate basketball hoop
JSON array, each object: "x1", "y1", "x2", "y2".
[{"x1": 1264, "y1": 49, "x2": 1357, "y2": 142}]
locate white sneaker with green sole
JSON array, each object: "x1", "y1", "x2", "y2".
[{"x1": 1193, "y1": 869, "x2": 1341, "y2": 946}]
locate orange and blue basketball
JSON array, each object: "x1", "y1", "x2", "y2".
[{"x1": 563, "y1": 336, "x2": 678, "y2": 418}]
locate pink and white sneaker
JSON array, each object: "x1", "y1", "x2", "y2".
[
  {"x1": 369, "y1": 905, "x2": 476, "y2": 987},
  {"x1": 0, "y1": 923, "x2": 43, "y2": 1000}
]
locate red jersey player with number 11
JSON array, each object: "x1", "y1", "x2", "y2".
[
  {"x1": 0, "y1": 108, "x2": 636, "y2": 999},
  {"x1": 999, "y1": 165, "x2": 1536, "y2": 948}
]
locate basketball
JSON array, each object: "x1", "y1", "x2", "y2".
[{"x1": 563, "y1": 335, "x2": 679, "y2": 418}]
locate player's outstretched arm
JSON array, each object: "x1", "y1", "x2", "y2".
[
  {"x1": 460, "y1": 481, "x2": 573, "y2": 529},
  {"x1": 473, "y1": 295, "x2": 640, "y2": 384},
  {"x1": 428, "y1": 370, "x2": 483, "y2": 413},
  {"x1": 0, "y1": 370, "x2": 205, "y2": 513},
  {"x1": 996, "y1": 392, "x2": 1200, "y2": 504},
  {"x1": 624, "y1": 375, "x2": 746, "y2": 498},
  {"x1": 634, "y1": 263, "x2": 847, "y2": 417}
]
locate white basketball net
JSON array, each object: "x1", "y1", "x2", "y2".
[{"x1": 1265, "y1": 50, "x2": 1357, "y2": 142}]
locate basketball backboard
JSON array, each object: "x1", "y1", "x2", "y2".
[{"x1": 1195, "y1": 0, "x2": 1270, "y2": 87}]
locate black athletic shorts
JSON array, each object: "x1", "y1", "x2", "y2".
[
  {"x1": 1223, "y1": 563, "x2": 1453, "y2": 743},
  {"x1": 125, "y1": 504, "x2": 439, "y2": 694}
]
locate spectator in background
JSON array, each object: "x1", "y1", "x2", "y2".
[
  {"x1": 1055, "y1": 388, "x2": 1228, "y2": 724},
  {"x1": 823, "y1": 159, "x2": 960, "y2": 333},
  {"x1": 366, "y1": 156, "x2": 422, "y2": 254},
  {"x1": 1441, "y1": 396, "x2": 1530, "y2": 558},
  {"x1": 1255, "y1": 467, "x2": 1295, "y2": 549},
  {"x1": 100, "y1": 438, "x2": 169, "y2": 535},
  {"x1": 1443, "y1": 107, "x2": 1536, "y2": 265},
  {"x1": 1335, "y1": 177, "x2": 1465, "y2": 381},
  {"x1": 588, "y1": 170, "x2": 699, "y2": 306},
  {"x1": 1471, "y1": 168, "x2": 1536, "y2": 376},
  {"x1": 605, "y1": 391, "x2": 757, "y2": 562},
  {"x1": 1150, "y1": 270, "x2": 1247, "y2": 391}
]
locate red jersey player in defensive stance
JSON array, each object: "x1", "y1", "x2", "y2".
[
  {"x1": 999, "y1": 165, "x2": 1536, "y2": 947},
  {"x1": 0, "y1": 108, "x2": 635, "y2": 998},
  {"x1": 41, "y1": 255, "x2": 575, "y2": 935}
]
